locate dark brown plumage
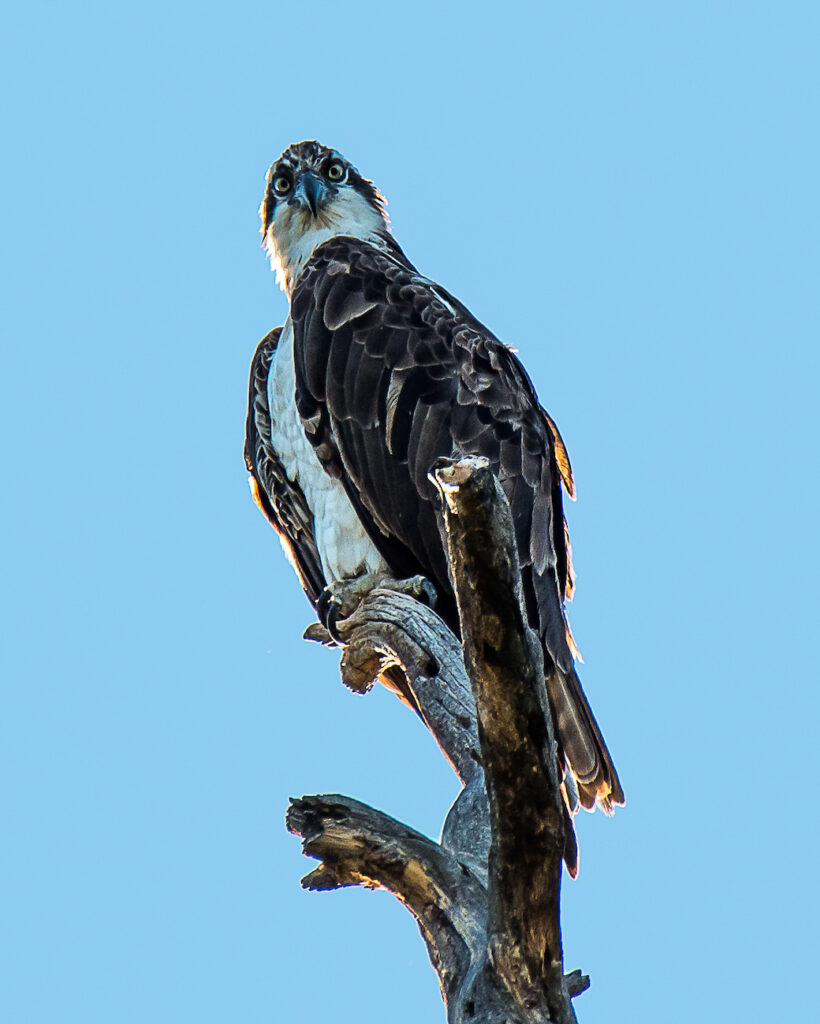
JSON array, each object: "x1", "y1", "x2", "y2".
[{"x1": 285, "y1": 235, "x2": 624, "y2": 813}]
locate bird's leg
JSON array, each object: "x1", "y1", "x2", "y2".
[{"x1": 318, "y1": 573, "x2": 438, "y2": 642}]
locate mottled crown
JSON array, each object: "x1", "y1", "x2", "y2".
[{"x1": 260, "y1": 140, "x2": 389, "y2": 237}]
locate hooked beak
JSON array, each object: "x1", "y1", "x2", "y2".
[{"x1": 293, "y1": 170, "x2": 326, "y2": 217}]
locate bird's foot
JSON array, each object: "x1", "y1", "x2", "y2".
[
  {"x1": 317, "y1": 573, "x2": 438, "y2": 643},
  {"x1": 376, "y1": 574, "x2": 438, "y2": 608}
]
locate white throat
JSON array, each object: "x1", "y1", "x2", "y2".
[{"x1": 264, "y1": 189, "x2": 388, "y2": 295}]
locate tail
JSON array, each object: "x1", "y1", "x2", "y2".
[{"x1": 546, "y1": 665, "x2": 625, "y2": 814}]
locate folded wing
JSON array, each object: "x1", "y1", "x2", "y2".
[{"x1": 290, "y1": 238, "x2": 623, "y2": 812}]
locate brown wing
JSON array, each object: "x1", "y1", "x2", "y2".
[
  {"x1": 244, "y1": 328, "x2": 327, "y2": 607},
  {"x1": 290, "y1": 237, "x2": 623, "y2": 812}
]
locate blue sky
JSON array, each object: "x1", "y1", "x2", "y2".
[{"x1": 2, "y1": 3, "x2": 818, "y2": 1021}]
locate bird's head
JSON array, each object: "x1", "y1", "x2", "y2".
[{"x1": 260, "y1": 140, "x2": 390, "y2": 293}]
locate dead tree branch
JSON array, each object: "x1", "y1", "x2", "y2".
[{"x1": 287, "y1": 456, "x2": 587, "y2": 1023}]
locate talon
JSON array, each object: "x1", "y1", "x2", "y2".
[
  {"x1": 418, "y1": 578, "x2": 438, "y2": 609},
  {"x1": 325, "y1": 599, "x2": 344, "y2": 643},
  {"x1": 382, "y1": 574, "x2": 438, "y2": 609},
  {"x1": 316, "y1": 586, "x2": 333, "y2": 627},
  {"x1": 316, "y1": 587, "x2": 344, "y2": 642},
  {"x1": 317, "y1": 573, "x2": 435, "y2": 643}
]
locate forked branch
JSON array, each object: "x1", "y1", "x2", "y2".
[{"x1": 287, "y1": 456, "x2": 585, "y2": 1023}]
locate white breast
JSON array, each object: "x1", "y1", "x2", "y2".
[{"x1": 267, "y1": 320, "x2": 388, "y2": 584}]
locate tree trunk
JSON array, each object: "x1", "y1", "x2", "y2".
[{"x1": 287, "y1": 457, "x2": 589, "y2": 1023}]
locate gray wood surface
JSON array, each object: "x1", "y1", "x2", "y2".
[{"x1": 288, "y1": 457, "x2": 588, "y2": 1022}]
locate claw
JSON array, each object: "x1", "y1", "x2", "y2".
[
  {"x1": 379, "y1": 574, "x2": 438, "y2": 609},
  {"x1": 325, "y1": 600, "x2": 344, "y2": 643},
  {"x1": 415, "y1": 577, "x2": 438, "y2": 609},
  {"x1": 317, "y1": 573, "x2": 439, "y2": 644},
  {"x1": 316, "y1": 586, "x2": 344, "y2": 643}
]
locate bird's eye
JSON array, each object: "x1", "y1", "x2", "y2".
[
  {"x1": 326, "y1": 161, "x2": 345, "y2": 182},
  {"x1": 272, "y1": 175, "x2": 291, "y2": 195}
]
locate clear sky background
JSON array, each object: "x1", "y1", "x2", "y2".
[{"x1": 2, "y1": 3, "x2": 818, "y2": 1021}]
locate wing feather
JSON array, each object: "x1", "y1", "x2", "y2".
[
  {"x1": 244, "y1": 329, "x2": 326, "y2": 606},
  {"x1": 290, "y1": 237, "x2": 622, "y2": 810}
]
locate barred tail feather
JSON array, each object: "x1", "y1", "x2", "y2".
[{"x1": 546, "y1": 665, "x2": 624, "y2": 814}]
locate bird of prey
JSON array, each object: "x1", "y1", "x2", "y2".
[{"x1": 245, "y1": 140, "x2": 624, "y2": 827}]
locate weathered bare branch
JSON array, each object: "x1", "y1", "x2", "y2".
[
  {"x1": 289, "y1": 456, "x2": 586, "y2": 1023},
  {"x1": 287, "y1": 794, "x2": 486, "y2": 1006},
  {"x1": 335, "y1": 588, "x2": 480, "y2": 784},
  {"x1": 431, "y1": 456, "x2": 576, "y2": 1023}
]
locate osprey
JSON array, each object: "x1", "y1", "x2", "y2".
[{"x1": 246, "y1": 140, "x2": 624, "y2": 830}]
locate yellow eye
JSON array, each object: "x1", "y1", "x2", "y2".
[
  {"x1": 326, "y1": 161, "x2": 345, "y2": 182},
  {"x1": 273, "y1": 175, "x2": 291, "y2": 195}
]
